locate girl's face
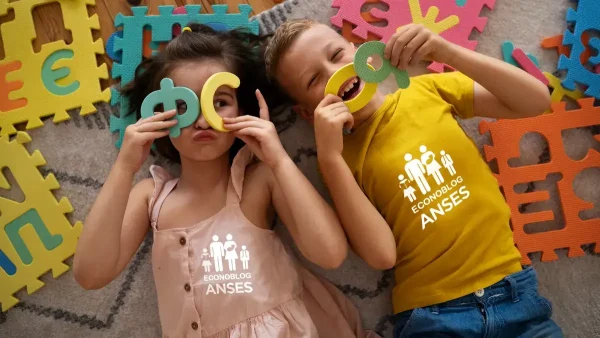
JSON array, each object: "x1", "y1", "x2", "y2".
[{"x1": 168, "y1": 60, "x2": 239, "y2": 162}]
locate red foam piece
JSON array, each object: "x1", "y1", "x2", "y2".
[
  {"x1": 479, "y1": 98, "x2": 600, "y2": 264},
  {"x1": 512, "y1": 48, "x2": 549, "y2": 85},
  {"x1": 0, "y1": 61, "x2": 27, "y2": 112}
]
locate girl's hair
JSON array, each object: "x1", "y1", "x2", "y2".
[{"x1": 121, "y1": 23, "x2": 280, "y2": 164}]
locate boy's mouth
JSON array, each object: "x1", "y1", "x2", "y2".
[{"x1": 338, "y1": 76, "x2": 363, "y2": 101}]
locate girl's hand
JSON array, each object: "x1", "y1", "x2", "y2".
[
  {"x1": 384, "y1": 24, "x2": 453, "y2": 69},
  {"x1": 117, "y1": 110, "x2": 177, "y2": 174},
  {"x1": 223, "y1": 90, "x2": 288, "y2": 169}
]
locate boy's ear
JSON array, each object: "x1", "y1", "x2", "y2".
[{"x1": 292, "y1": 105, "x2": 314, "y2": 123}]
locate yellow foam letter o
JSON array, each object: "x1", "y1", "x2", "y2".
[
  {"x1": 200, "y1": 72, "x2": 240, "y2": 132},
  {"x1": 324, "y1": 63, "x2": 377, "y2": 113}
]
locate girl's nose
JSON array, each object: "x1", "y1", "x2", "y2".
[{"x1": 194, "y1": 113, "x2": 210, "y2": 129}]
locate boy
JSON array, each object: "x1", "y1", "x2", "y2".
[{"x1": 265, "y1": 20, "x2": 563, "y2": 337}]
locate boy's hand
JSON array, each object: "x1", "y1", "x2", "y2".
[
  {"x1": 223, "y1": 90, "x2": 289, "y2": 170},
  {"x1": 384, "y1": 24, "x2": 452, "y2": 69},
  {"x1": 314, "y1": 95, "x2": 354, "y2": 161}
]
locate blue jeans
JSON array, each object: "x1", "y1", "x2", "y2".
[{"x1": 393, "y1": 267, "x2": 562, "y2": 338}]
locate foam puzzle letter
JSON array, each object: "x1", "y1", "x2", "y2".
[
  {"x1": 0, "y1": 249, "x2": 17, "y2": 276},
  {"x1": 200, "y1": 72, "x2": 239, "y2": 132},
  {"x1": 0, "y1": 61, "x2": 27, "y2": 112},
  {"x1": 41, "y1": 49, "x2": 80, "y2": 96},
  {"x1": 354, "y1": 41, "x2": 410, "y2": 88},
  {"x1": 141, "y1": 78, "x2": 200, "y2": 137},
  {"x1": 5, "y1": 209, "x2": 63, "y2": 265},
  {"x1": 325, "y1": 63, "x2": 377, "y2": 113}
]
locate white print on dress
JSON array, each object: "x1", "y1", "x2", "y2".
[
  {"x1": 203, "y1": 234, "x2": 253, "y2": 295},
  {"x1": 441, "y1": 150, "x2": 456, "y2": 176},
  {"x1": 399, "y1": 146, "x2": 471, "y2": 230},
  {"x1": 398, "y1": 175, "x2": 417, "y2": 202},
  {"x1": 210, "y1": 235, "x2": 225, "y2": 272},
  {"x1": 240, "y1": 245, "x2": 250, "y2": 270},
  {"x1": 224, "y1": 234, "x2": 239, "y2": 272},
  {"x1": 202, "y1": 248, "x2": 212, "y2": 273},
  {"x1": 420, "y1": 145, "x2": 444, "y2": 185}
]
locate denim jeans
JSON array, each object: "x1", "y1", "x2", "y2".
[{"x1": 393, "y1": 267, "x2": 562, "y2": 338}]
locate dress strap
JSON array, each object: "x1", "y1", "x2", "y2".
[
  {"x1": 148, "y1": 165, "x2": 178, "y2": 230},
  {"x1": 226, "y1": 146, "x2": 255, "y2": 205}
]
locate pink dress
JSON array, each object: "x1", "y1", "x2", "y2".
[{"x1": 148, "y1": 147, "x2": 378, "y2": 338}]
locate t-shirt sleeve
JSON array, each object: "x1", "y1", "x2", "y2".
[{"x1": 418, "y1": 72, "x2": 475, "y2": 119}]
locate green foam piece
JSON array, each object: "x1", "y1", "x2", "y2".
[
  {"x1": 354, "y1": 41, "x2": 410, "y2": 89},
  {"x1": 140, "y1": 78, "x2": 199, "y2": 138},
  {"x1": 41, "y1": 49, "x2": 80, "y2": 96},
  {"x1": 5, "y1": 209, "x2": 63, "y2": 265}
]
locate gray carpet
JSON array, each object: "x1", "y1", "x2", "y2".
[{"x1": 1, "y1": 0, "x2": 599, "y2": 337}]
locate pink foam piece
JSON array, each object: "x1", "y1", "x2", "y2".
[
  {"x1": 331, "y1": 0, "x2": 392, "y2": 41},
  {"x1": 367, "y1": 0, "x2": 413, "y2": 42},
  {"x1": 596, "y1": 64, "x2": 600, "y2": 74},
  {"x1": 512, "y1": 48, "x2": 550, "y2": 85},
  {"x1": 172, "y1": 6, "x2": 188, "y2": 36}
]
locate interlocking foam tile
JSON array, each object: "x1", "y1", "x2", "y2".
[
  {"x1": 544, "y1": 72, "x2": 583, "y2": 104},
  {"x1": 0, "y1": 132, "x2": 83, "y2": 312},
  {"x1": 512, "y1": 48, "x2": 548, "y2": 85},
  {"x1": 479, "y1": 98, "x2": 600, "y2": 265},
  {"x1": 0, "y1": 0, "x2": 110, "y2": 136},
  {"x1": 106, "y1": 31, "x2": 123, "y2": 62},
  {"x1": 501, "y1": 41, "x2": 539, "y2": 68},
  {"x1": 372, "y1": 0, "x2": 458, "y2": 36},
  {"x1": 110, "y1": 4, "x2": 259, "y2": 148},
  {"x1": 558, "y1": 0, "x2": 600, "y2": 98},
  {"x1": 542, "y1": 33, "x2": 594, "y2": 65}
]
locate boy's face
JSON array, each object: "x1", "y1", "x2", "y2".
[{"x1": 276, "y1": 24, "x2": 358, "y2": 116}]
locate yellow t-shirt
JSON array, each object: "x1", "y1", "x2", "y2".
[{"x1": 342, "y1": 72, "x2": 522, "y2": 314}]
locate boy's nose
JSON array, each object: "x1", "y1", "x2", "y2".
[{"x1": 195, "y1": 113, "x2": 210, "y2": 129}]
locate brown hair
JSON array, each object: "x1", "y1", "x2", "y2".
[
  {"x1": 121, "y1": 23, "x2": 281, "y2": 164},
  {"x1": 264, "y1": 19, "x2": 317, "y2": 79}
]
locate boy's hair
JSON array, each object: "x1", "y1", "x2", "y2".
[
  {"x1": 264, "y1": 19, "x2": 317, "y2": 79},
  {"x1": 121, "y1": 23, "x2": 281, "y2": 164}
]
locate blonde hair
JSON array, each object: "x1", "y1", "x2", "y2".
[{"x1": 265, "y1": 19, "x2": 318, "y2": 78}]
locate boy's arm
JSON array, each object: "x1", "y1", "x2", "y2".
[
  {"x1": 314, "y1": 95, "x2": 397, "y2": 270},
  {"x1": 445, "y1": 43, "x2": 551, "y2": 119},
  {"x1": 386, "y1": 24, "x2": 551, "y2": 119}
]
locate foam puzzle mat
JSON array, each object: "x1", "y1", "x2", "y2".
[
  {"x1": 332, "y1": 0, "x2": 495, "y2": 73},
  {"x1": 0, "y1": 0, "x2": 110, "y2": 136},
  {"x1": 109, "y1": 4, "x2": 259, "y2": 148},
  {"x1": 0, "y1": 132, "x2": 83, "y2": 312},
  {"x1": 479, "y1": 98, "x2": 600, "y2": 265}
]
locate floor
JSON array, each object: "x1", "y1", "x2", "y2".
[{"x1": 14, "y1": 0, "x2": 279, "y2": 73}]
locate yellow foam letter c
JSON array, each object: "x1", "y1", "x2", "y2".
[{"x1": 201, "y1": 72, "x2": 240, "y2": 132}]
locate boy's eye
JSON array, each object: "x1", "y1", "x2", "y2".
[
  {"x1": 308, "y1": 74, "x2": 318, "y2": 89},
  {"x1": 214, "y1": 100, "x2": 226, "y2": 108},
  {"x1": 331, "y1": 48, "x2": 343, "y2": 61}
]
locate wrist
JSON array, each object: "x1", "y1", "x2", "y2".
[
  {"x1": 113, "y1": 157, "x2": 138, "y2": 178},
  {"x1": 439, "y1": 41, "x2": 462, "y2": 67},
  {"x1": 318, "y1": 153, "x2": 344, "y2": 170}
]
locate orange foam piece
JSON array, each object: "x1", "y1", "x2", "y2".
[
  {"x1": 479, "y1": 98, "x2": 600, "y2": 265},
  {"x1": 0, "y1": 61, "x2": 27, "y2": 112},
  {"x1": 542, "y1": 33, "x2": 593, "y2": 64}
]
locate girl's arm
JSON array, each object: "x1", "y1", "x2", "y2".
[
  {"x1": 73, "y1": 169, "x2": 151, "y2": 289},
  {"x1": 73, "y1": 110, "x2": 176, "y2": 289},
  {"x1": 224, "y1": 90, "x2": 348, "y2": 269},
  {"x1": 269, "y1": 158, "x2": 348, "y2": 269}
]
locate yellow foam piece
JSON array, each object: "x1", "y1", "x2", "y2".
[
  {"x1": 404, "y1": 0, "x2": 459, "y2": 34},
  {"x1": 544, "y1": 72, "x2": 584, "y2": 104},
  {"x1": 200, "y1": 72, "x2": 240, "y2": 132},
  {"x1": 0, "y1": 132, "x2": 82, "y2": 312},
  {"x1": 0, "y1": 0, "x2": 110, "y2": 136},
  {"x1": 324, "y1": 63, "x2": 377, "y2": 113}
]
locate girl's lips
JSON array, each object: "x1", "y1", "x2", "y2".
[{"x1": 192, "y1": 130, "x2": 217, "y2": 141}]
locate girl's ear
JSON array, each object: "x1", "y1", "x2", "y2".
[{"x1": 292, "y1": 105, "x2": 314, "y2": 124}]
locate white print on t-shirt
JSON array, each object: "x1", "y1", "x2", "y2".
[
  {"x1": 399, "y1": 146, "x2": 471, "y2": 230},
  {"x1": 203, "y1": 234, "x2": 253, "y2": 295}
]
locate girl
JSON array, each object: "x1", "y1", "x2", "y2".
[{"x1": 73, "y1": 24, "x2": 375, "y2": 338}]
